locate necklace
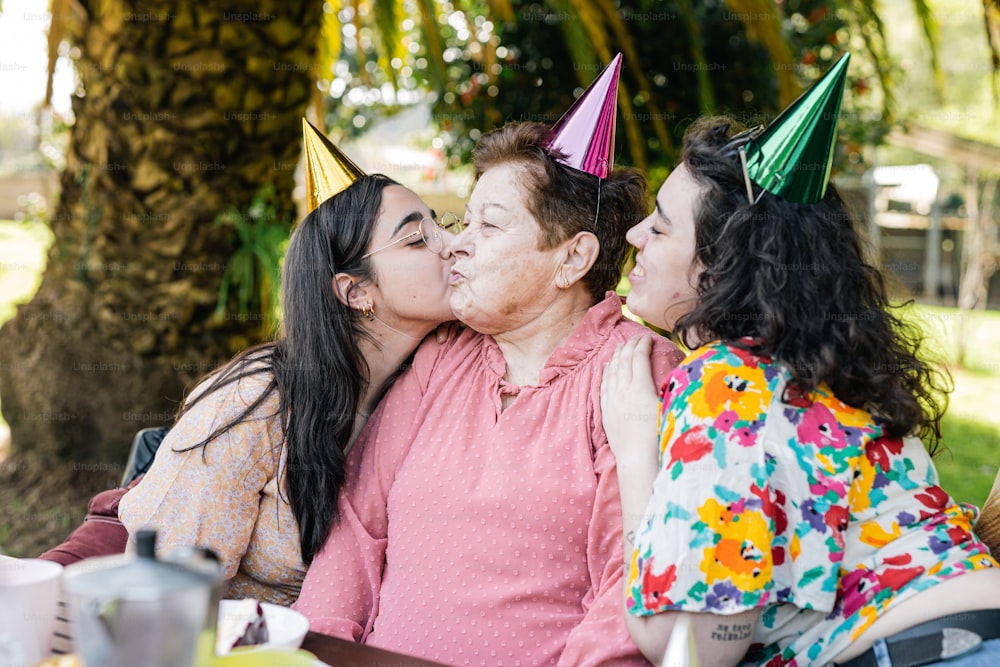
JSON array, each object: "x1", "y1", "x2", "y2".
[{"x1": 372, "y1": 313, "x2": 423, "y2": 341}]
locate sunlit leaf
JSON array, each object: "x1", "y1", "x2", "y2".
[
  {"x1": 982, "y1": 0, "x2": 1000, "y2": 103},
  {"x1": 551, "y1": 0, "x2": 599, "y2": 87},
  {"x1": 591, "y1": 0, "x2": 673, "y2": 154},
  {"x1": 910, "y1": 0, "x2": 943, "y2": 100},
  {"x1": 373, "y1": 0, "x2": 399, "y2": 87},
  {"x1": 416, "y1": 0, "x2": 446, "y2": 92}
]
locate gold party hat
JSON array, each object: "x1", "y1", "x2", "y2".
[{"x1": 302, "y1": 118, "x2": 366, "y2": 212}]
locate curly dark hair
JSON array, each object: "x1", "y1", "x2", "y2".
[
  {"x1": 675, "y1": 117, "x2": 950, "y2": 451},
  {"x1": 472, "y1": 121, "x2": 646, "y2": 302}
]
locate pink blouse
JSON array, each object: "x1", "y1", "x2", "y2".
[{"x1": 294, "y1": 294, "x2": 684, "y2": 666}]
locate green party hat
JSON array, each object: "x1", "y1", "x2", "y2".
[{"x1": 743, "y1": 52, "x2": 850, "y2": 204}]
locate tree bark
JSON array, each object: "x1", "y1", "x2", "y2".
[
  {"x1": 956, "y1": 169, "x2": 999, "y2": 366},
  {"x1": 0, "y1": 0, "x2": 321, "y2": 462}
]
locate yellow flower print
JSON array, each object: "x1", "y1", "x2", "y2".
[
  {"x1": 698, "y1": 498, "x2": 772, "y2": 592},
  {"x1": 688, "y1": 365, "x2": 770, "y2": 421}
]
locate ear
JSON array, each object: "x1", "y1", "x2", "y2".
[
  {"x1": 558, "y1": 231, "x2": 600, "y2": 287},
  {"x1": 332, "y1": 272, "x2": 372, "y2": 310}
]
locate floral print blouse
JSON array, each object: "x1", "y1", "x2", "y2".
[{"x1": 628, "y1": 340, "x2": 997, "y2": 666}]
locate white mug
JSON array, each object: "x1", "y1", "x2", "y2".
[{"x1": 0, "y1": 556, "x2": 63, "y2": 667}]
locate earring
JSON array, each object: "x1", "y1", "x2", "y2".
[
  {"x1": 359, "y1": 302, "x2": 374, "y2": 320},
  {"x1": 560, "y1": 274, "x2": 570, "y2": 289}
]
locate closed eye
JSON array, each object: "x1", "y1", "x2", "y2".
[
  {"x1": 654, "y1": 200, "x2": 674, "y2": 231},
  {"x1": 400, "y1": 230, "x2": 422, "y2": 247},
  {"x1": 465, "y1": 216, "x2": 496, "y2": 231}
]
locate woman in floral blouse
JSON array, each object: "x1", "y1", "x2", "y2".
[{"x1": 601, "y1": 117, "x2": 1000, "y2": 666}]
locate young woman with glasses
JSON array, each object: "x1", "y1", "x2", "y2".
[{"x1": 112, "y1": 175, "x2": 459, "y2": 605}]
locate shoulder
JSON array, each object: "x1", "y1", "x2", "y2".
[
  {"x1": 662, "y1": 340, "x2": 781, "y2": 416},
  {"x1": 172, "y1": 367, "x2": 283, "y2": 463},
  {"x1": 673, "y1": 340, "x2": 775, "y2": 377},
  {"x1": 407, "y1": 325, "x2": 485, "y2": 390},
  {"x1": 186, "y1": 367, "x2": 278, "y2": 421},
  {"x1": 606, "y1": 317, "x2": 685, "y2": 383}
]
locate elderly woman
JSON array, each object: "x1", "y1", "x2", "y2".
[{"x1": 293, "y1": 121, "x2": 684, "y2": 665}]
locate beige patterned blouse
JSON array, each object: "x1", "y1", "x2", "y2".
[{"x1": 119, "y1": 370, "x2": 306, "y2": 607}]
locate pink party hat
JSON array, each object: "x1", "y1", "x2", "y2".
[{"x1": 544, "y1": 53, "x2": 622, "y2": 179}]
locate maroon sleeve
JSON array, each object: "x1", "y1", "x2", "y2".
[{"x1": 38, "y1": 476, "x2": 143, "y2": 566}]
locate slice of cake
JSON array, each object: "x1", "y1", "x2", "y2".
[{"x1": 216, "y1": 599, "x2": 269, "y2": 654}]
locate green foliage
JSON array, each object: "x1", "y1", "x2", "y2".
[
  {"x1": 314, "y1": 0, "x2": 995, "y2": 186},
  {"x1": 213, "y1": 185, "x2": 290, "y2": 336},
  {"x1": 938, "y1": 411, "x2": 1000, "y2": 506},
  {"x1": 440, "y1": 0, "x2": 795, "y2": 168},
  {"x1": 317, "y1": 0, "x2": 921, "y2": 175},
  {"x1": 902, "y1": 303, "x2": 1000, "y2": 506}
]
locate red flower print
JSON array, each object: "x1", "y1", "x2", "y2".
[
  {"x1": 946, "y1": 524, "x2": 971, "y2": 547},
  {"x1": 642, "y1": 562, "x2": 677, "y2": 608},
  {"x1": 774, "y1": 490, "x2": 788, "y2": 534},
  {"x1": 730, "y1": 345, "x2": 764, "y2": 369},
  {"x1": 877, "y1": 565, "x2": 924, "y2": 590},
  {"x1": 773, "y1": 545, "x2": 785, "y2": 566},
  {"x1": 781, "y1": 382, "x2": 813, "y2": 408},
  {"x1": 668, "y1": 425, "x2": 714, "y2": 468},
  {"x1": 915, "y1": 485, "x2": 949, "y2": 512},
  {"x1": 749, "y1": 483, "x2": 773, "y2": 517},
  {"x1": 883, "y1": 553, "x2": 912, "y2": 566},
  {"x1": 866, "y1": 437, "x2": 905, "y2": 472},
  {"x1": 825, "y1": 505, "x2": 849, "y2": 533}
]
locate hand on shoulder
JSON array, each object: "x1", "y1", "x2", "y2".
[{"x1": 601, "y1": 335, "x2": 660, "y2": 467}]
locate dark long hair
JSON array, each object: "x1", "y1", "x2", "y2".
[
  {"x1": 472, "y1": 122, "x2": 647, "y2": 302},
  {"x1": 174, "y1": 174, "x2": 397, "y2": 562},
  {"x1": 675, "y1": 117, "x2": 949, "y2": 451}
]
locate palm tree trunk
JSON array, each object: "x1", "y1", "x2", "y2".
[{"x1": 0, "y1": 0, "x2": 321, "y2": 462}]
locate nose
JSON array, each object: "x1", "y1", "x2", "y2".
[
  {"x1": 625, "y1": 217, "x2": 647, "y2": 249},
  {"x1": 434, "y1": 229, "x2": 453, "y2": 259},
  {"x1": 448, "y1": 226, "x2": 471, "y2": 257}
]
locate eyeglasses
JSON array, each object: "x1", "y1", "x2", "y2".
[{"x1": 362, "y1": 212, "x2": 464, "y2": 259}]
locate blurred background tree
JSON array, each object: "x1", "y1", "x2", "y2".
[
  {"x1": 0, "y1": 0, "x2": 321, "y2": 462},
  {"x1": 319, "y1": 0, "x2": 962, "y2": 180}
]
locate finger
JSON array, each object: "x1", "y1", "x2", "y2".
[
  {"x1": 618, "y1": 335, "x2": 644, "y2": 383},
  {"x1": 632, "y1": 335, "x2": 654, "y2": 383}
]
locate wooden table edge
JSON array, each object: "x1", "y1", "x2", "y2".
[{"x1": 301, "y1": 630, "x2": 451, "y2": 666}]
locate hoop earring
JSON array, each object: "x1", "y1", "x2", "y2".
[{"x1": 360, "y1": 302, "x2": 374, "y2": 320}]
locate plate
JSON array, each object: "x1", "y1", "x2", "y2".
[{"x1": 218, "y1": 599, "x2": 310, "y2": 652}]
